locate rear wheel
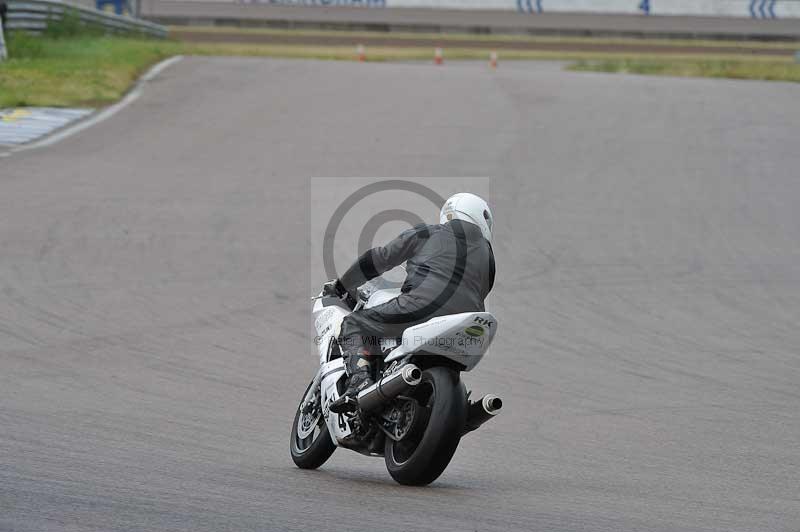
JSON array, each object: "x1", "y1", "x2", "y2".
[
  {"x1": 290, "y1": 380, "x2": 336, "y2": 469},
  {"x1": 384, "y1": 367, "x2": 467, "y2": 486}
]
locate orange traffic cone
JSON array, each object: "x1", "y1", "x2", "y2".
[
  {"x1": 357, "y1": 44, "x2": 366, "y2": 62},
  {"x1": 489, "y1": 51, "x2": 498, "y2": 69},
  {"x1": 434, "y1": 47, "x2": 444, "y2": 65}
]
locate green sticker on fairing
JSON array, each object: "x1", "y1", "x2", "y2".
[{"x1": 465, "y1": 325, "x2": 484, "y2": 337}]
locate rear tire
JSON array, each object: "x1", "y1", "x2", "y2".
[
  {"x1": 384, "y1": 367, "x2": 467, "y2": 486},
  {"x1": 290, "y1": 380, "x2": 336, "y2": 469}
]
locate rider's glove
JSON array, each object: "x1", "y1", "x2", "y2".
[
  {"x1": 322, "y1": 279, "x2": 345, "y2": 298},
  {"x1": 323, "y1": 279, "x2": 356, "y2": 306}
]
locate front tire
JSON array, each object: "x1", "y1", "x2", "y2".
[
  {"x1": 384, "y1": 367, "x2": 467, "y2": 486},
  {"x1": 290, "y1": 380, "x2": 336, "y2": 469}
]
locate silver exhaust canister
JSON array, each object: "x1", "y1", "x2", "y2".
[
  {"x1": 357, "y1": 364, "x2": 422, "y2": 412},
  {"x1": 462, "y1": 394, "x2": 503, "y2": 435}
]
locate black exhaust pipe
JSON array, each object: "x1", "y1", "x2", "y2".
[
  {"x1": 462, "y1": 394, "x2": 503, "y2": 435},
  {"x1": 357, "y1": 364, "x2": 422, "y2": 412}
]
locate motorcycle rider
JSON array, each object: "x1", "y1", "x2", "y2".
[{"x1": 329, "y1": 193, "x2": 495, "y2": 414}]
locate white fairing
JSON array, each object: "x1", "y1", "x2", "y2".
[
  {"x1": 312, "y1": 297, "x2": 350, "y2": 365},
  {"x1": 317, "y1": 358, "x2": 353, "y2": 443},
  {"x1": 312, "y1": 296, "x2": 356, "y2": 443},
  {"x1": 385, "y1": 311, "x2": 497, "y2": 371}
]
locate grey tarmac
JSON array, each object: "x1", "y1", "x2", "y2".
[{"x1": 0, "y1": 58, "x2": 799, "y2": 532}]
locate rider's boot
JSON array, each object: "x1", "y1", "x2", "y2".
[{"x1": 329, "y1": 347, "x2": 374, "y2": 414}]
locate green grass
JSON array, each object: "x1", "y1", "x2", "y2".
[
  {"x1": 0, "y1": 33, "x2": 183, "y2": 107},
  {"x1": 571, "y1": 58, "x2": 800, "y2": 83},
  {"x1": 1, "y1": 31, "x2": 798, "y2": 108},
  {"x1": 170, "y1": 25, "x2": 800, "y2": 52},
  {"x1": 184, "y1": 42, "x2": 798, "y2": 66}
]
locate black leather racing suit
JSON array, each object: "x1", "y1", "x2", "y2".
[{"x1": 337, "y1": 219, "x2": 495, "y2": 355}]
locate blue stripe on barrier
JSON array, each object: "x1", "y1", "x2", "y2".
[
  {"x1": 752, "y1": 0, "x2": 780, "y2": 18},
  {"x1": 516, "y1": 0, "x2": 542, "y2": 14}
]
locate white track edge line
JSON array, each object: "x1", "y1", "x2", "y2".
[{"x1": 2, "y1": 55, "x2": 184, "y2": 157}]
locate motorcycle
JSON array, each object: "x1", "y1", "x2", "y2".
[{"x1": 289, "y1": 269, "x2": 503, "y2": 486}]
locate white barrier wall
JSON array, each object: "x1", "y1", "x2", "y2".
[
  {"x1": 260, "y1": 0, "x2": 800, "y2": 18},
  {"x1": 511, "y1": 0, "x2": 800, "y2": 17}
]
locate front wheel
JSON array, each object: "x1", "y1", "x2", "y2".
[
  {"x1": 290, "y1": 380, "x2": 336, "y2": 469},
  {"x1": 384, "y1": 367, "x2": 467, "y2": 486}
]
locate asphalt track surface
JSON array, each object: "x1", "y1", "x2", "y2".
[
  {"x1": 1, "y1": 58, "x2": 799, "y2": 532},
  {"x1": 144, "y1": 3, "x2": 800, "y2": 40}
]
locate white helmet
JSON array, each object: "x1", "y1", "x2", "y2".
[{"x1": 439, "y1": 193, "x2": 494, "y2": 242}]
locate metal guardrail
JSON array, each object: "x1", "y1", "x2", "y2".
[{"x1": 6, "y1": 0, "x2": 167, "y2": 37}]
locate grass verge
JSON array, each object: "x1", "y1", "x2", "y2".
[
  {"x1": 0, "y1": 34, "x2": 183, "y2": 107},
  {"x1": 169, "y1": 25, "x2": 800, "y2": 52},
  {"x1": 1, "y1": 32, "x2": 798, "y2": 108},
  {"x1": 570, "y1": 58, "x2": 800, "y2": 83}
]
